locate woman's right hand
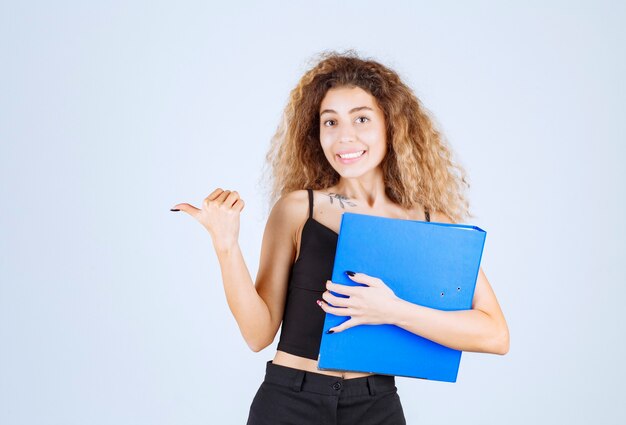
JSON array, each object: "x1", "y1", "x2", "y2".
[{"x1": 171, "y1": 188, "x2": 245, "y2": 252}]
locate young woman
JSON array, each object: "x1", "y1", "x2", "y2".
[{"x1": 171, "y1": 51, "x2": 509, "y2": 424}]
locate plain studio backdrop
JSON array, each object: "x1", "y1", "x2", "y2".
[{"x1": 1, "y1": 1, "x2": 624, "y2": 424}]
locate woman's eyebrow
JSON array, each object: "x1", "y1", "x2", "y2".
[{"x1": 320, "y1": 106, "x2": 374, "y2": 116}]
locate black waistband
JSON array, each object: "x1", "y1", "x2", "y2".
[{"x1": 262, "y1": 361, "x2": 397, "y2": 397}]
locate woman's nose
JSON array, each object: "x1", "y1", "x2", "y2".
[{"x1": 337, "y1": 123, "x2": 356, "y2": 142}]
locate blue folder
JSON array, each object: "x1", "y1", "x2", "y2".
[{"x1": 317, "y1": 212, "x2": 486, "y2": 382}]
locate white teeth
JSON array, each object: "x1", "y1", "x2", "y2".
[{"x1": 338, "y1": 150, "x2": 365, "y2": 159}]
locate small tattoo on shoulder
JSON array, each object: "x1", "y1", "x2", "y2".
[{"x1": 324, "y1": 193, "x2": 357, "y2": 209}]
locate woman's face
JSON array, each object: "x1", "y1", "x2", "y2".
[{"x1": 319, "y1": 86, "x2": 387, "y2": 179}]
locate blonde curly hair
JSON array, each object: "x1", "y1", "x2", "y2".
[{"x1": 261, "y1": 50, "x2": 472, "y2": 223}]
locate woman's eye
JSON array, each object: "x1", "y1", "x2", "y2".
[{"x1": 323, "y1": 117, "x2": 368, "y2": 127}]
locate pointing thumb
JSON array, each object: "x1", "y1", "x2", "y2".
[{"x1": 170, "y1": 203, "x2": 200, "y2": 219}]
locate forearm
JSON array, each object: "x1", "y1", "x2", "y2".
[
  {"x1": 215, "y1": 244, "x2": 271, "y2": 351},
  {"x1": 389, "y1": 298, "x2": 509, "y2": 355}
]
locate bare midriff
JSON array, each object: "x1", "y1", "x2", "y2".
[{"x1": 272, "y1": 350, "x2": 373, "y2": 380}]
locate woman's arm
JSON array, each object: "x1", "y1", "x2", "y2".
[
  {"x1": 319, "y1": 211, "x2": 509, "y2": 355},
  {"x1": 219, "y1": 191, "x2": 306, "y2": 351},
  {"x1": 390, "y1": 266, "x2": 509, "y2": 354},
  {"x1": 174, "y1": 189, "x2": 305, "y2": 352}
]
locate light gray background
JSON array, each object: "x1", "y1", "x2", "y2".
[{"x1": 1, "y1": 1, "x2": 625, "y2": 424}]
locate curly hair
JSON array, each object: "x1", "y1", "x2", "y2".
[{"x1": 261, "y1": 50, "x2": 472, "y2": 223}]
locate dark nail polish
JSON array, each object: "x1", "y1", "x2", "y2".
[
  {"x1": 345, "y1": 270, "x2": 355, "y2": 276},
  {"x1": 326, "y1": 330, "x2": 334, "y2": 334},
  {"x1": 170, "y1": 209, "x2": 180, "y2": 212}
]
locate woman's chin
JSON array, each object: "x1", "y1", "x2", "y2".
[{"x1": 335, "y1": 167, "x2": 378, "y2": 179}]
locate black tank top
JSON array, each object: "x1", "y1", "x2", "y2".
[{"x1": 276, "y1": 188, "x2": 431, "y2": 360}]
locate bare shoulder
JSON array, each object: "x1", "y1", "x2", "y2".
[
  {"x1": 270, "y1": 189, "x2": 309, "y2": 222},
  {"x1": 266, "y1": 189, "x2": 310, "y2": 238},
  {"x1": 429, "y1": 210, "x2": 456, "y2": 224}
]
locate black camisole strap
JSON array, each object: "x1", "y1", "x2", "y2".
[
  {"x1": 307, "y1": 188, "x2": 314, "y2": 219},
  {"x1": 425, "y1": 210, "x2": 430, "y2": 222}
]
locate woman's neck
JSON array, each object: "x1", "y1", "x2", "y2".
[{"x1": 332, "y1": 174, "x2": 388, "y2": 208}]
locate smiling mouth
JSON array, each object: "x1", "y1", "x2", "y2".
[{"x1": 337, "y1": 150, "x2": 366, "y2": 159}]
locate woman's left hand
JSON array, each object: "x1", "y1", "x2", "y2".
[{"x1": 318, "y1": 272, "x2": 401, "y2": 333}]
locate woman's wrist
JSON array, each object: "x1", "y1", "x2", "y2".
[
  {"x1": 387, "y1": 296, "x2": 414, "y2": 327},
  {"x1": 213, "y1": 239, "x2": 240, "y2": 257}
]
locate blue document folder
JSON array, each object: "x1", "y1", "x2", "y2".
[{"x1": 317, "y1": 212, "x2": 486, "y2": 382}]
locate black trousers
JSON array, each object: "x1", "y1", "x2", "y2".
[{"x1": 246, "y1": 361, "x2": 406, "y2": 425}]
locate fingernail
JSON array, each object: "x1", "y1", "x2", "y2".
[
  {"x1": 326, "y1": 329, "x2": 334, "y2": 334},
  {"x1": 316, "y1": 299, "x2": 322, "y2": 306},
  {"x1": 170, "y1": 208, "x2": 180, "y2": 212},
  {"x1": 345, "y1": 270, "x2": 355, "y2": 276}
]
